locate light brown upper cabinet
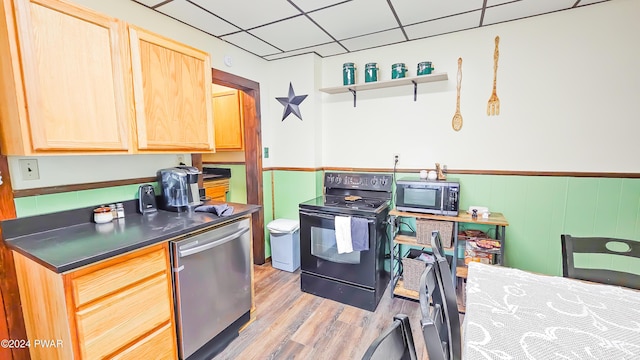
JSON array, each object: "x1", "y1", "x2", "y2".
[
  {"x1": 212, "y1": 88, "x2": 244, "y2": 151},
  {"x1": 0, "y1": 0, "x2": 132, "y2": 155},
  {"x1": 129, "y1": 26, "x2": 214, "y2": 152},
  {"x1": 0, "y1": 0, "x2": 216, "y2": 155}
]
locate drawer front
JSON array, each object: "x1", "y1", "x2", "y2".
[
  {"x1": 111, "y1": 322, "x2": 176, "y2": 360},
  {"x1": 71, "y1": 247, "x2": 166, "y2": 306},
  {"x1": 205, "y1": 186, "x2": 227, "y2": 201},
  {"x1": 76, "y1": 274, "x2": 172, "y2": 359}
]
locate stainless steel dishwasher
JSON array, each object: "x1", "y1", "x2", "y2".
[{"x1": 171, "y1": 217, "x2": 252, "y2": 360}]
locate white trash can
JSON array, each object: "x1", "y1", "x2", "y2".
[{"x1": 267, "y1": 219, "x2": 300, "y2": 272}]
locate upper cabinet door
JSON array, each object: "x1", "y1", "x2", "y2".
[
  {"x1": 129, "y1": 26, "x2": 214, "y2": 152},
  {"x1": 212, "y1": 89, "x2": 244, "y2": 151},
  {"x1": 9, "y1": 0, "x2": 131, "y2": 153}
]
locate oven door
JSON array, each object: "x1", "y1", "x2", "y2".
[
  {"x1": 299, "y1": 209, "x2": 377, "y2": 288},
  {"x1": 395, "y1": 183, "x2": 443, "y2": 214}
]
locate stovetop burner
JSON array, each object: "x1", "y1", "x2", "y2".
[
  {"x1": 324, "y1": 195, "x2": 385, "y2": 209},
  {"x1": 299, "y1": 195, "x2": 389, "y2": 216}
]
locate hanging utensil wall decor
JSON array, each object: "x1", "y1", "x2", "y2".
[
  {"x1": 452, "y1": 57, "x2": 463, "y2": 131},
  {"x1": 487, "y1": 36, "x2": 501, "y2": 116}
]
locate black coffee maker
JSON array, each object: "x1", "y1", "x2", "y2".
[{"x1": 157, "y1": 166, "x2": 202, "y2": 212}]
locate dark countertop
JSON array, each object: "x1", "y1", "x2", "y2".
[
  {"x1": 202, "y1": 167, "x2": 231, "y2": 180},
  {"x1": 2, "y1": 200, "x2": 260, "y2": 274}
]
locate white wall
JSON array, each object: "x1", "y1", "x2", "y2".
[
  {"x1": 318, "y1": 0, "x2": 640, "y2": 172},
  {"x1": 265, "y1": 53, "x2": 323, "y2": 168},
  {"x1": 9, "y1": 0, "x2": 270, "y2": 190}
]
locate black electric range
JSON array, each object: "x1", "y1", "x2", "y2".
[{"x1": 298, "y1": 172, "x2": 393, "y2": 311}]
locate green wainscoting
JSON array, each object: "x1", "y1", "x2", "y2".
[
  {"x1": 263, "y1": 170, "x2": 324, "y2": 259},
  {"x1": 268, "y1": 171, "x2": 640, "y2": 276},
  {"x1": 399, "y1": 173, "x2": 640, "y2": 276},
  {"x1": 263, "y1": 170, "x2": 274, "y2": 258},
  {"x1": 13, "y1": 183, "x2": 153, "y2": 218},
  {"x1": 13, "y1": 170, "x2": 639, "y2": 275}
]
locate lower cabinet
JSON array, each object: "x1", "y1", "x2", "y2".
[
  {"x1": 203, "y1": 178, "x2": 230, "y2": 202},
  {"x1": 13, "y1": 243, "x2": 178, "y2": 359}
]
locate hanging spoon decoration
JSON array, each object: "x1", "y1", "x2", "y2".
[{"x1": 452, "y1": 57, "x2": 463, "y2": 131}]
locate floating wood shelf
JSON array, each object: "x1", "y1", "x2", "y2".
[{"x1": 319, "y1": 73, "x2": 449, "y2": 106}]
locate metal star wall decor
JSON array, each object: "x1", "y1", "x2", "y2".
[{"x1": 276, "y1": 82, "x2": 307, "y2": 121}]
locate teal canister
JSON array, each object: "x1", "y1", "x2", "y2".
[
  {"x1": 343, "y1": 62, "x2": 356, "y2": 85},
  {"x1": 391, "y1": 63, "x2": 407, "y2": 79},
  {"x1": 365, "y1": 62, "x2": 379, "y2": 83},
  {"x1": 417, "y1": 61, "x2": 434, "y2": 75}
]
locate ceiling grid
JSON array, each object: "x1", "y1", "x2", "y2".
[{"x1": 132, "y1": 0, "x2": 611, "y2": 60}]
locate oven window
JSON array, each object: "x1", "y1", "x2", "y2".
[
  {"x1": 404, "y1": 188, "x2": 437, "y2": 207},
  {"x1": 310, "y1": 227, "x2": 361, "y2": 264}
]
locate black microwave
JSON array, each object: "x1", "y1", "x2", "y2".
[{"x1": 395, "y1": 178, "x2": 460, "y2": 216}]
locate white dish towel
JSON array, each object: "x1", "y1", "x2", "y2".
[{"x1": 334, "y1": 216, "x2": 353, "y2": 254}]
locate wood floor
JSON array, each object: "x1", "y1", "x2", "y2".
[{"x1": 214, "y1": 264, "x2": 432, "y2": 360}]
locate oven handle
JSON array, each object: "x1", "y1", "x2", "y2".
[{"x1": 299, "y1": 211, "x2": 374, "y2": 223}]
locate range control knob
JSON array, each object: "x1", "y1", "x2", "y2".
[
  {"x1": 371, "y1": 177, "x2": 378, "y2": 186},
  {"x1": 380, "y1": 177, "x2": 388, "y2": 186},
  {"x1": 335, "y1": 177, "x2": 342, "y2": 184}
]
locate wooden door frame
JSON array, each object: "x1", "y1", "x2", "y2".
[
  {"x1": 205, "y1": 69, "x2": 265, "y2": 265},
  {"x1": 0, "y1": 154, "x2": 29, "y2": 360}
]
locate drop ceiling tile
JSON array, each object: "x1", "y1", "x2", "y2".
[
  {"x1": 483, "y1": 0, "x2": 577, "y2": 25},
  {"x1": 291, "y1": 0, "x2": 348, "y2": 12},
  {"x1": 308, "y1": 0, "x2": 398, "y2": 40},
  {"x1": 220, "y1": 32, "x2": 281, "y2": 56},
  {"x1": 132, "y1": 0, "x2": 165, "y2": 7},
  {"x1": 249, "y1": 16, "x2": 333, "y2": 52},
  {"x1": 263, "y1": 42, "x2": 346, "y2": 60},
  {"x1": 188, "y1": 0, "x2": 301, "y2": 29},
  {"x1": 156, "y1": 0, "x2": 240, "y2": 36},
  {"x1": 405, "y1": 10, "x2": 482, "y2": 40},
  {"x1": 486, "y1": 0, "x2": 517, "y2": 6},
  {"x1": 392, "y1": 0, "x2": 484, "y2": 26},
  {"x1": 340, "y1": 28, "x2": 406, "y2": 52},
  {"x1": 576, "y1": 0, "x2": 609, "y2": 5}
]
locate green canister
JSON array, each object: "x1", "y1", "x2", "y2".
[
  {"x1": 365, "y1": 62, "x2": 378, "y2": 83},
  {"x1": 417, "y1": 61, "x2": 434, "y2": 75},
  {"x1": 391, "y1": 63, "x2": 407, "y2": 79},
  {"x1": 343, "y1": 62, "x2": 356, "y2": 85}
]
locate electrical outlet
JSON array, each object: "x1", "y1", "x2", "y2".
[
  {"x1": 19, "y1": 159, "x2": 39, "y2": 180},
  {"x1": 177, "y1": 155, "x2": 185, "y2": 165},
  {"x1": 393, "y1": 154, "x2": 400, "y2": 163}
]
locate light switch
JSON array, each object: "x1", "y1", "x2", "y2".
[
  {"x1": 19, "y1": 159, "x2": 40, "y2": 180},
  {"x1": 264, "y1": 147, "x2": 269, "y2": 159}
]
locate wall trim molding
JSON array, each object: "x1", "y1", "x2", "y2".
[
  {"x1": 203, "y1": 161, "x2": 246, "y2": 165},
  {"x1": 13, "y1": 177, "x2": 156, "y2": 198},
  {"x1": 264, "y1": 166, "x2": 640, "y2": 178},
  {"x1": 12, "y1": 168, "x2": 640, "y2": 198}
]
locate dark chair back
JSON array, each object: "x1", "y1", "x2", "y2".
[
  {"x1": 561, "y1": 234, "x2": 640, "y2": 289},
  {"x1": 419, "y1": 263, "x2": 448, "y2": 360},
  {"x1": 429, "y1": 231, "x2": 462, "y2": 360},
  {"x1": 362, "y1": 314, "x2": 417, "y2": 360}
]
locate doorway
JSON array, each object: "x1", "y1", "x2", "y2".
[{"x1": 209, "y1": 69, "x2": 265, "y2": 264}]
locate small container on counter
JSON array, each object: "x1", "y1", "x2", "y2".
[
  {"x1": 116, "y1": 203, "x2": 125, "y2": 218},
  {"x1": 94, "y1": 206, "x2": 113, "y2": 224},
  {"x1": 108, "y1": 204, "x2": 117, "y2": 219}
]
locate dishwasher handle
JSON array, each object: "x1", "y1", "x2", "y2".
[{"x1": 179, "y1": 226, "x2": 250, "y2": 258}]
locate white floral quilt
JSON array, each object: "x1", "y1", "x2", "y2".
[{"x1": 463, "y1": 262, "x2": 640, "y2": 359}]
